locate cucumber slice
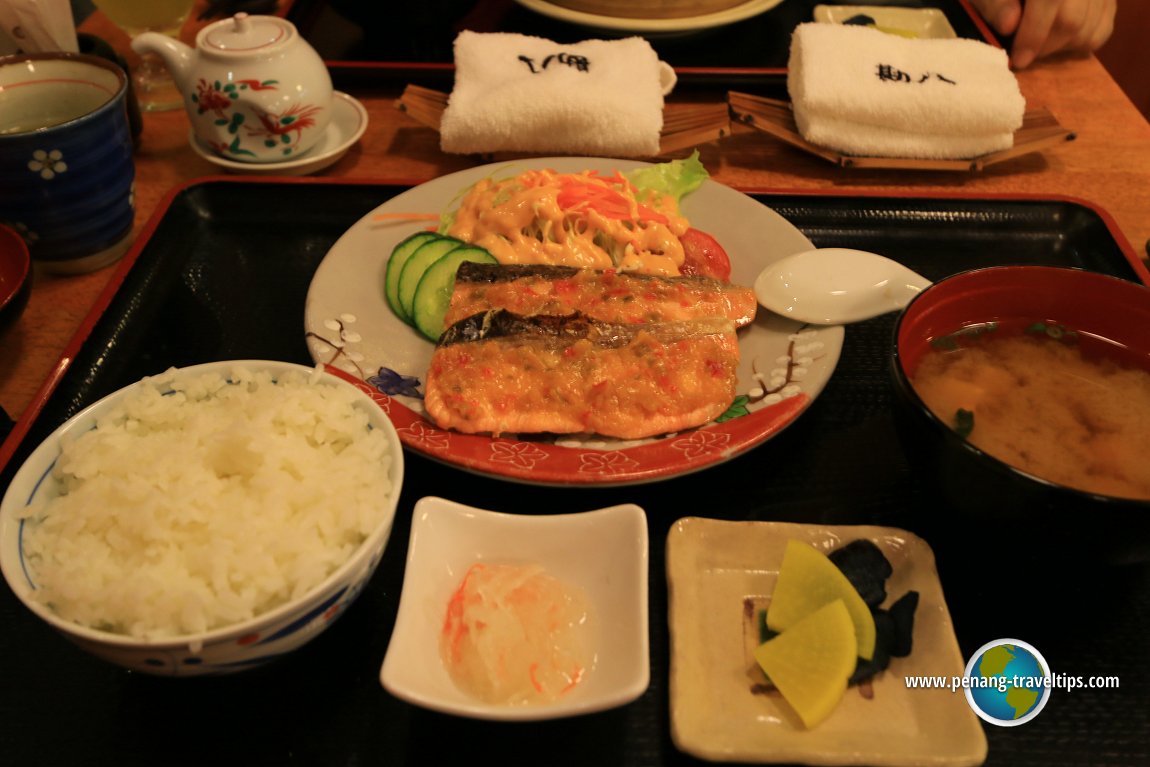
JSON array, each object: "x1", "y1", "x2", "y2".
[
  {"x1": 412, "y1": 246, "x2": 498, "y2": 341},
  {"x1": 385, "y1": 231, "x2": 438, "y2": 324},
  {"x1": 397, "y1": 236, "x2": 465, "y2": 324}
]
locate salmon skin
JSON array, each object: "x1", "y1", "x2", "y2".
[
  {"x1": 425, "y1": 309, "x2": 739, "y2": 440},
  {"x1": 443, "y1": 262, "x2": 757, "y2": 329}
]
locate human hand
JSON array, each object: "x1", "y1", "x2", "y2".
[{"x1": 969, "y1": 0, "x2": 1115, "y2": 69}]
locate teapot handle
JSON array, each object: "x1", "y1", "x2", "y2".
[{"x1": 130, "y1": 33, "x2": 195, "y2": 95}]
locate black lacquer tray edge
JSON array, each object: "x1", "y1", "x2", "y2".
[
  {"x1": 2, "y1": 175, "x2": 1150, "y2": 767},
  {"x1": 0, "y1": 176, "x2": 378, "y2": 477},
  {"x1": 1, "y1": 175, "x2": 1146, "y2": 484}
]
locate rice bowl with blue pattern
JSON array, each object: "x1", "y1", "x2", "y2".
[{"x1": 0, "y1": 360, "x2": 403, "y2": 675}]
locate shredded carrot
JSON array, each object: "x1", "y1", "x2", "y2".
[
  {"x1": 561, "y1": 665, "x2": 584, "y2": 695},
  {"x1": 442, "y1": 564, "x2": 483, "y2": 663},
  {"x1": 556, "y1": 176, "x2": 669, "y2": 225},
  {"x1": 529, "y1": 662, "x2": 543, "y2": 693}
]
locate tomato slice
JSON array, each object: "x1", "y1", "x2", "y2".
[{"x1": 679, "y1": 228, "x2": 732, "y2": 281}]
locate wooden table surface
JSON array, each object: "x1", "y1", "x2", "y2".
[{"x1": 3, "y1": 18, "x2": 1150, "y2": 428}]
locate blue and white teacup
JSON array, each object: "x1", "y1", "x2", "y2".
[{"x1": 0, "y1": 53, "x2": 135, "y2": 274}]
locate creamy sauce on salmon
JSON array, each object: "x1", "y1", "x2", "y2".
[
  {"x1": 444, "y1": 263, "x2": 757, "y2": 329},
  {"x1": 424, "y1": 311, "x2": 738, "y2": 439}
]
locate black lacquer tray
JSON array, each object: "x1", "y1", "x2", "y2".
[
  {"x1": 2, "y1": 178, "x2": 1148, "y2": 767},
  {"x1": 287, "y1": 0, "x2": 995, "y2": 90}
]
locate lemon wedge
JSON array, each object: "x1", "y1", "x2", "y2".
[
  {"x1": 753, "y1": 599, "x2": 857, "y2": 728},
  {"x1": 767, "y1": 540, "x2": 877, "y2": 660}
]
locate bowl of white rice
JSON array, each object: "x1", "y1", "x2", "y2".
[{"x1": 0, "y1": 360, "x2": 403, "y2": 675}]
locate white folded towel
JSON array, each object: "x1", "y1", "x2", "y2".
[
  {"x1": 788, "y1": 23, "x2": 1025, "y2": 159},
  {"x1": 794, "y1": 111, "x2": 1015, "y2": 160},
  {"x1": 440, "y1": 31, "x2": 674, "y2": 157}
]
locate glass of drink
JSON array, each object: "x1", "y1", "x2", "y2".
[{"x1": 92, "y1": 0, "x2": 196, "y2": 112}]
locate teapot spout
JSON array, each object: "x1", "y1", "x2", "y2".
[{"x1": 130, "y1": 33, "x2": 195, "y2": 93}]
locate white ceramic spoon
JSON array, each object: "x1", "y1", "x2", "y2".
[{"x1": 753, "y1": 248, "x2": 932, "y2": 325}]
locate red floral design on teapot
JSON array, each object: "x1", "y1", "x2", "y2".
[{"x1": 133, "y1": 13, "x2": 333, "y2": 163}]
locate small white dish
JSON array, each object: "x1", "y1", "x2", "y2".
[
  {"x1": 380, "y1": 497, "x2": 649, "y2": 720},
  {"x1": 189, "y1": 91, "x2": 368, "y2": 176},
  {"x1": 813, "y1": 5, "x2": 957, "y2": 39},
  {"x1": 667, "y1": 517, "x2": 987, "y2": 765}
]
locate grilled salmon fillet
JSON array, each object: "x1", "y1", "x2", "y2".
[
  {"x1": 424, "y1": 310, "x2": 739, "y2": 439},
  {"x1": 442, "y1": 263, "x2": 757, "y2": 329}
]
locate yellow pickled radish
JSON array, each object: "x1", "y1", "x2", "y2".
[
  {"x1": 766, "y1": 540, "x2": 876, "y2": 660},
  {"x1": 753, "y1": 599, "x2": 857, "y2": 728}
]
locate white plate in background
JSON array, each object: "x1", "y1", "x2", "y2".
[
  {"x1": 514, "y1": 0, "x2": 784, "y2": 34},
  {"x1": 813, "y1": 5, "x2": 958, "y2": 39}
]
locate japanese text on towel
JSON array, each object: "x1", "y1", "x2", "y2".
[
  {"x1": 876, "y1": 64, "x2": 956, "y2": 85},
  {"x1": 518, "y1": 52, "x2": 590, "y2": 74}
]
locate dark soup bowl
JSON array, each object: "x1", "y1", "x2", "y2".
[{"x1": 890, "y1": 266, "x2": 1150, "y2": 565}]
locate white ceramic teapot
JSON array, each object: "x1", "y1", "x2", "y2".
[{"x1": 133, "y1": 13, "x2": 333, "y2": 163}]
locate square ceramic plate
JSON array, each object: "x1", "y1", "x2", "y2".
[
  {"x1": 813, "y1": 5, "x2": 958, "y2": 38},
  {"x1": 380, "y1": 497, "x2": 649, "y2": 720},
  {"x1": 667, "y1": 517, "x2": 987, "y2": 766}
]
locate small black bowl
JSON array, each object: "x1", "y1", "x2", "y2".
[
  {"x1": 890, "y1": 266, "x2": 1150, "y2": 565},
  {"x1": 0, "y1": 223, "x2": 30, "y2": 335}
]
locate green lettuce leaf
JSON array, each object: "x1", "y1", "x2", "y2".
[{"x1": 625, "y1": 150, "x2": 709, "y2": 203}]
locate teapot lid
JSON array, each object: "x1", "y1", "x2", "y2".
[{"x1": 200, "y1": 13, "x2": 296, "y2": 54}]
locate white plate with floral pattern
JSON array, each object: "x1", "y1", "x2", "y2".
[{"x1": 303, "y1": 158, "x2": 844, "y2": 485}]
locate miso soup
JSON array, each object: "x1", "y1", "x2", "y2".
[{"x1": 911, "y1": 322, "x2": 1150, "y2": 500}]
